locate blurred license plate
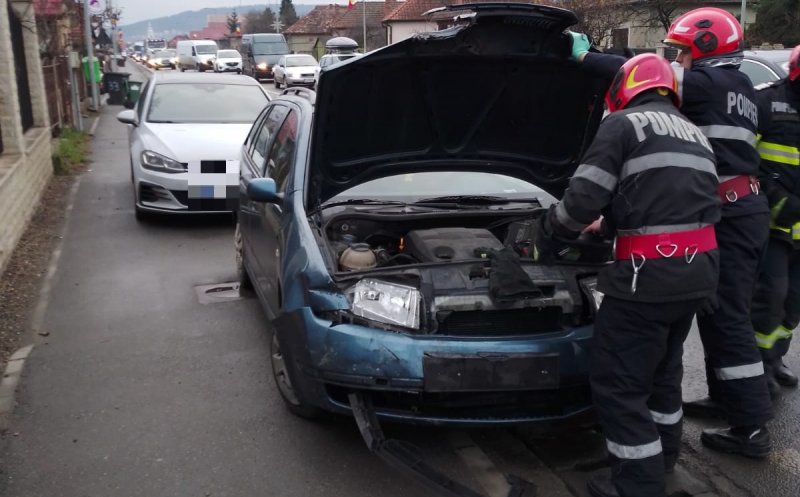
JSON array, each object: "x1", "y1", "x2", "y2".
[{"x1": 423, "y1": 353, "x2": 559, "y2": 392}]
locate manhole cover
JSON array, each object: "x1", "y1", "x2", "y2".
[{"x1": 194, "y1": 282, "x2": 251, "y2": 305}]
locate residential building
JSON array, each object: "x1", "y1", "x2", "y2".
[
  {"x1": 383, "y1": 0, "x2": 445, "y2": 45},
  {"x1": 0, "y1": 0, "x2": 54, "y2": 276}
]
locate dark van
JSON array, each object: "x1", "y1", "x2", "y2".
[{"x1": 242, "y1": 33, "x2": 289, "y2": 81}]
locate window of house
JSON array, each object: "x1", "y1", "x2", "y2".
[{"x1": 8, "y1": 3, "x2": 33, "y2": 132}]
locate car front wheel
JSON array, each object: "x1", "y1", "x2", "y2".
[
  {"x1": 270, "y1": 332, "x2": 322, "y2": 419},
  {"x1": 234, "y1": 222, "x2": 253, "y2": 290}
]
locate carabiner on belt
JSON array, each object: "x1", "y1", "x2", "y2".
[{"x1": 630, "y1": 252, "x2": 646, "y2": 294}]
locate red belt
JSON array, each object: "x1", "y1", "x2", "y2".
[
  {"x1": 615, "y1": 225, "x2": 717, "y2": 261},
  {"x1": 719, "y1": 175, "x2": 760, "y2": 204}
]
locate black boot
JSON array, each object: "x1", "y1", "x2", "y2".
[
  {"x1": 767, "y1": 375, "x2": 781, "y2": 399},
  {"x1": 587, "y1": 475, "x2": 620, "y2": 497},
  {"x1": 683, "y1": 397, "x2": 726, "y2": 419},
  {"x1": 701, "y1": 426, "x2": 771, "y2": 458},
  {"x1": 773, "y1": 360, "x2": 798, "y2": 387}
]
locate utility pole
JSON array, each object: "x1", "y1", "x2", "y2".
[
  {"x1": 110, "y1": 0, "x2": 118, "y2": 58},
  {"x1": 84, "y1": 0, "x2": 100, "y2": 111},
  {"x1": 362, "y1": 0, "x2": 367, "y2": 53},
  {"x1": 740, "y1": 0, "x2": 747, "y2": 36}
]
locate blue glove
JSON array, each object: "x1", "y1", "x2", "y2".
[{"x1": 569, "y1": 31, "x2": 591, "y2": 61}]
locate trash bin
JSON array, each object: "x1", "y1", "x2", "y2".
[
  {"x1": 81, "y1": 56, "x2": 102, "y2": 84},
  {"x1": 104, "y1": 72, "x2": 131, "y2": 105},
  {"x1": 126, "y1": 81, "x2": 143, "y2": 108},
  {"x1": 116, "y1": 55, "x2": 126, "y2": 68}
]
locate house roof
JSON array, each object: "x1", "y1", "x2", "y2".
[
  {"x1": 33, "y1": 0, "x2": 65, "y2": 17},
  {"x1": 383, "y1": 0, "x2": 448, "y2": 22},
  {"x1": 285, "y1": 4, "x2": 347, "y2": 34},
  {"x1": 333, "y1": 2, "x2": 390, "y2": 29}
]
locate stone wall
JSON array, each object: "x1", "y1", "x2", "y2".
[{"x1": 0, "y1": 0, "x2": 54, "y2": 277}]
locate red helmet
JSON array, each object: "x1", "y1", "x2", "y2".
[
  {"x1": 605, "y1": 53, "x2": 679, "y2": 113},
  {"x1": 664, "y1": 8, "x2": 743, "y2": 61},
  {"x1": 789, "y1": 45, "x2": 800, "y2": 82}
]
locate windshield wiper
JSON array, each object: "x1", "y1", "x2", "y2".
[{"x1": 308, "y1": 198, "x2": 410, "y2": 216}]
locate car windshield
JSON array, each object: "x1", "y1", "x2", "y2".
[
  {"x1": 155, "y1": 50, "x2": 174, "y2": 58},
  {"x1": 327, "y1": 172, "x2": 556, "y2": 205},
  {"x1": 195, "y1": 44, "x2": 217, "y2": 54},
  {"x1": 322, "y1": 54, "x2": 359, "y2": 67},
  {"x1": 254, "y1": 41, "x2": 288, "y2": 55},
  {"x1": 218, "y1": 50, "x2": 240, "y2": 58},
  {"x1": 286, "y1": 55, "x2": 317, "y2": 67},
  {"x1": 147, "y1": 83, "x2": 268, "y2": 123}
]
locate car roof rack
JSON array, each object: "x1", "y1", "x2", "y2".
[{"x1": 281, "y1": 87, "x2": 316, "y2": 105}]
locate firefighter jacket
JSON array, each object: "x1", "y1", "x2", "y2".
[
  {"x1": 548, "y1": 94, "x2": 721, "y2": 303},
  {"x1": 755, "y1": 79, "x2": 800, "y2": 247},
  {"x1": 583, "y1": 53, "x2": 768, "y2": 218}
]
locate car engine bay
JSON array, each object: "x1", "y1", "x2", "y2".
[{"x1": 314, "y1": 209, "x2": 612, "y2": 335}]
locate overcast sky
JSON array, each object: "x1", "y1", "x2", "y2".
[{"x1": 116, "y1": 0, "x2": 330, "y2": 25}]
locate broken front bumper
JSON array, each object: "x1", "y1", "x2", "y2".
[{"x1": 273, "y1": 307, "x2": 594, "y2": 426}]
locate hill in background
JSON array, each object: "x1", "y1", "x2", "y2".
[{"x1": 120, "y1": 4, "x2": 317, "y2": 42}]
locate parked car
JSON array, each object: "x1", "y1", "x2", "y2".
[
  {"x1": 235, "y1": 3, "x2": 609, "y2": 424},
  {"x1": 176, "y1": 39, "x2": 219, "y2": 72},
  {"x1": 149, "y1": 49, "x2": 177, "y2": 70},
  {"x1": 314, "y1": 52, "x2": 363, "y2": 91},
  {"x1": 214, "y1": 49, "x2": 243, "y2": 73},
  {"x1": 741, "y1": 49, "x2": 793, "y2": 86},
  {"x1": 116, "y1": 72, "x2": 270, "y2": 219},
  {"x1": 273, "y1": 54, "x2": 319, "y2": 89}
]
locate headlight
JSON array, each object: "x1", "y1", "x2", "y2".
[
  {"x1": 140, "y1": 150, "x2": 185, "y2": 173},
  {"x1": 257, "y1": 63, "x2": 268, "y2": 70},
  {"x1": 579, "y1": 277, "x2": 604, "y2": 312},
  {"x1": 348, "y1": 279, "x2": 420, "y2": 330}
]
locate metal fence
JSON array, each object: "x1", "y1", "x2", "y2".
[{"x1": 41, "y1": 57, "x2": 74, "y2": 133}]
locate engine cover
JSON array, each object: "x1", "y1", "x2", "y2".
[{"x1": 405, "y1": 228, "x2": 503, "y2": 262}]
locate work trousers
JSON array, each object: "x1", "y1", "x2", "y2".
[
  {"x1": 751, "y1": 238, "x2": 800, "y2": 361},
  {"x1": 591, "y1": 296, "x2": 703, "y2": 497},
  {"x1": 696, "y1": 212, "x2": 773, "y2": 427}
]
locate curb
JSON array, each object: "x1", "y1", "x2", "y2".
[{"x1": 0, "y1": 176, "x2": 82, "y2": 433}]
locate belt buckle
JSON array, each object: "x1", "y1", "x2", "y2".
[
  {"x1": 750, "y1": 179, "x2": 760, "y2": 195},
  {"x1": 725, "y1": 190, "x2": 738, "y2": 203}
]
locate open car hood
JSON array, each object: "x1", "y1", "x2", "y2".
[{"x1": 310, "y1": 3, "x2": 606, "y2": 205}]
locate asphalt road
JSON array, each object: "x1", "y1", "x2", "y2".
[{"x1": 0, "y1": 61, "x2": 798, "y2": 497}]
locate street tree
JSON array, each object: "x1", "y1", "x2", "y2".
[
  {"x1": 227, "y1": 8, "x2": 240, "y2": 35},
  {"x1": 279, "y1": 0, "x2": 299, "y2": 29},
  {"x1": 554, "y1": 0, "x2": 633, "y2": 48},
  {"x1": 243, "y1": 7, "x2": 277, "y2": 34},
  {"x1": 749, "y1": 0, "x2": 800, "y2": 46}
]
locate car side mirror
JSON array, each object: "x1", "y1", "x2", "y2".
[
  {"x1": 247, "y1": 178, "x2": 282, "y2": 204},
  {"x1": 116, "y1": 109, "x2": 138, "y2": 126}
]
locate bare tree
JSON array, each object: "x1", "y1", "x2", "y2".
[{"x1": 553, "y1": 0, "x2": 634, "y2": 47}]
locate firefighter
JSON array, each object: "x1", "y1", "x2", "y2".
[
  {"x1": 535, "y1": 53, "x2": 720, "y2": 497},
  {"x1": 570, "y1": 7, "x2": 773, "y2": 459},
  {"x1": 750, "y1": 46, "x2": 800, "y2": 393}
]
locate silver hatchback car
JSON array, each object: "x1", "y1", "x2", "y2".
[{"x1": 117, "y1": 72, "x2": 270, "y2": 219}]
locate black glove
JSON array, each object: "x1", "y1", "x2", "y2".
[
  {"x1": 697, "y1": 295, "x2": 719, "y2": 318},
  {"x1": 532, "y1": 213, "x2": 558, "y2": 264}
]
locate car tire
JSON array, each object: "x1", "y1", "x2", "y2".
[
  {"x1": 274, "y1": 78, "x2": 280, "y2": 89},
  {"x1": 180, "y1": 64, "x2": 185, "y2": 72},
  {"x1": 270, "y1": 332, "x2": 323, "y2": 419},
  {"x1": 234, "y1": 222, "x2": 253, "y2": 290}
]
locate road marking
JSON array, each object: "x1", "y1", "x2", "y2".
[{"x1": 447, "y1": 431, "x2": 512, "y2": 497}]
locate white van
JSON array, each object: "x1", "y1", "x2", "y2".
[{"x1": 176, "y1": 40, "x2": 219, "y2": 72}]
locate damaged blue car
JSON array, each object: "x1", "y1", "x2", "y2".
[{"x1": 235, "y1": 3, "x2": 610, "y2": 425}]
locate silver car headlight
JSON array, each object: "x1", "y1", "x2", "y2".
[
  {"x1": 348, "y1": 279, "x2": 420, "y2": 330},
  {"x1": 579, "y1": 277, "x2": 604, "y2": 312},
  {"x1": 140, "y1": 150, "x2": 185, "y2": 174}
]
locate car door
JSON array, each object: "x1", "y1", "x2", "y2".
[
  {"x1": 239, "y1": 107, "x2": 271, "y2": 276},
  {"x1": 246, "y1": 105, "x2": 291, "y2": 311},
  {"x1": 256, "y1": 106, "x2": 297, "y2": 318}
]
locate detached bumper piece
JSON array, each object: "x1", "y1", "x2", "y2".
[{"x1": 348, "y1": 393, "x2": 536, "y2": 497}]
